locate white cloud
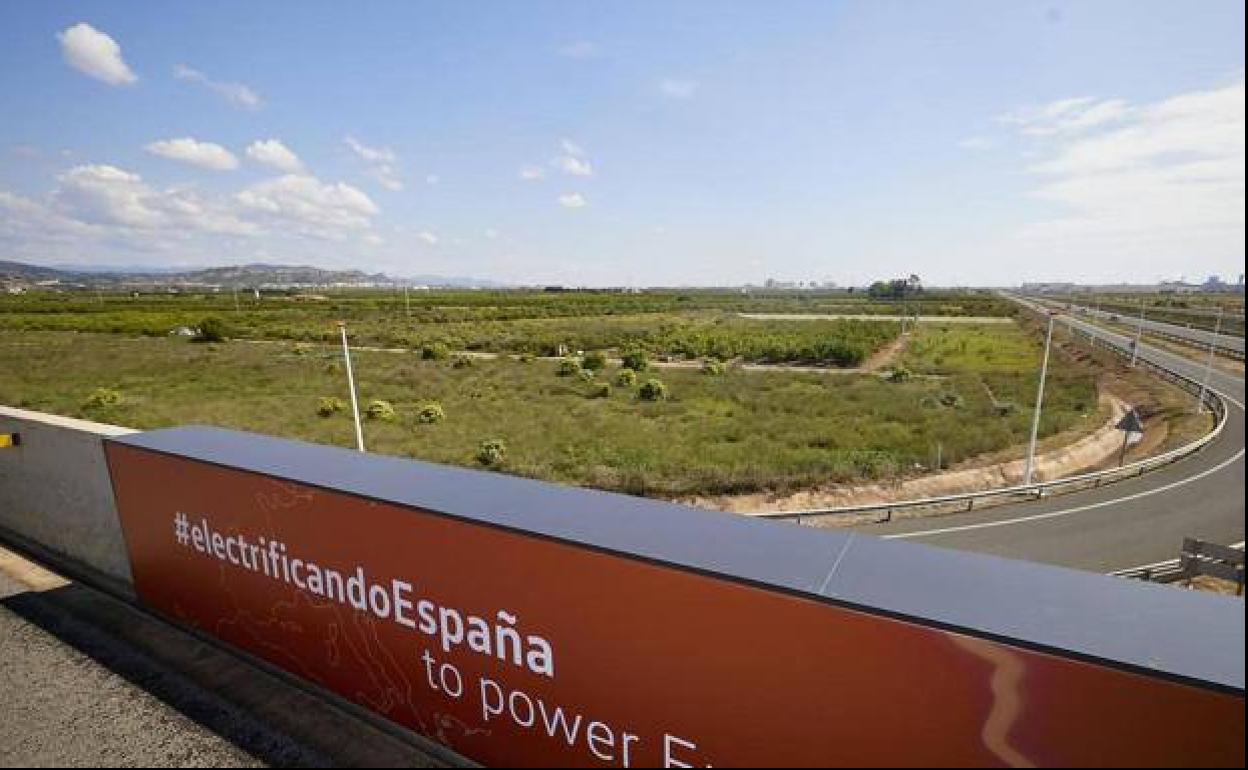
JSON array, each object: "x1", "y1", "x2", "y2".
[
  {"x1": 519, "y1": 165, "x2": 546, "y2": 181},
  {"x1": 57, "y1": 23, "x2": 137, "y2": 86},
  {"x1": 173, "y1": 65, "x2": 261, "y2": 109},
  {"x1": 957, "y1": 136, "x2": 993, "y2": 151},
  {"x1": 145, "y1": 138, "x2": 239, "y2": 171},
  {"x1": 560, "y1": 138, "x2": 586, "y2": 157},
  {"x1": 417, "y1": 230, "x2": 438, "y2": 245},
  {"x1": 1006, "y1": 80, "x2": 1245, "y2": 274},
  {"x1": 553, "y1": 155, "x2": 593, "y2": 176},
  {"x1": 998, "y1": 96, "x2": 1131, "y2": 137},
  {"x1": 246, "y1": 139, "x2": 304, "y2": 173},
  {"x1": 50, "y1": 164, "x2": 252, "y2": 234},
  {"x1": 236, "y1": 174, "x2": 378, "y2": 236},
  {"x1": 557, "y1": 41, "x2": 598, "y2": 59},
  {"x1": 558, "y1": 193, "x2": 587, "y2": 208},
  {"x1": 425, "y1": 174, "x2": 440, "y2": 185},
  {"x1": 344, "y1": 136, "x2": 397, "y2": 164},
  {"x1": 659, "y1": 79, "x2": 699, "y2": 99},
  {"x1": 344, "y1": 136, "x2": 403, "y2": 191}
]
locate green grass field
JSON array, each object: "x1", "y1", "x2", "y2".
[{"x1": 0, "y1": 322, "x2": 1099, "y2": 498}]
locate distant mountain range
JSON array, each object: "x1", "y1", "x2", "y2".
[{"x1": 0, "y1": 260, "x2": 507, "y2": 289}]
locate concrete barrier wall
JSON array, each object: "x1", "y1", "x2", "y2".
[{"x1": 0, "y1": 405, "x2": 136, "y2": 597}]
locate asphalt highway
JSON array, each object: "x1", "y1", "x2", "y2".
[
  {"x1": 853, "y1": 297, "x2": 1245, "y2": 573},
  {"x1": 1050, "y1": 299, "x2": 1244, "y2": 356}
]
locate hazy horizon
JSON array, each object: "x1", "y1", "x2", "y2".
[{"x1": 1, "y1": 1, "x2": 1244, "y2": 287}]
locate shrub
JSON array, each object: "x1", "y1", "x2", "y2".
[
  {"x1": 421, "y1": 342, "x2": 450, "y2": 360},
  {"x1": 639, "y1": 378, "x2": 668, "y2": 401},
  {"x1": 316, "y1": 396, "x2": 345, "y2": 417},
  {"x1": 887, "y1": 367, "x2": 912, "y2": 383},
  {"x1": 517, "y1": 353, "x2": 535, "y2": 364},
  {"x1": 83, "y1": 387, "x2": 122, "y2": 409},
  {"x1": 701, "y1": 359, "x2": 727, "y2": 376},
  {"x1": 451, "y1": 355, "x2": 474, "y2": 369},
  {"x1": 620, "y1": 347, "x2": 650, "y2": 372},
  {"x1": 415, "y1": 401, "x2": 445, "y2": 424},
  {"x1": 591, "y1": 382, "x2": 611, "y2": 399},
  {"x1": 476, "y1": 438, "x2": 506, "y2": 467},
  {"x1": 582, "y1": 351, "x2": 607, "y2": 371},
  {"x1": 939, "y1": 392, "x2": 964, "y2": 408},
  {"x1": 576, "y1": 369, "x2": 596, "y2": 383},
  {"x1": 365, "y1": 399, "x2": 396, "y2": 421},
  {"x1": 614, "y1": 368, "x2": 637, "y2": 386},
  {"x1": 194, "y1": 316, "x2": 231, "y2": 342},
  {"x1": 556, "y1": 357, "x2": 581, "y2": 377}
]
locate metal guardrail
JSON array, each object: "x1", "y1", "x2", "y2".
[
  {"x1": 1114, "y1": 541, "x2": 1245, "y2": 590},
  {"x1": 748, "y1": 303, "x2": 1231, "y2": 525}
]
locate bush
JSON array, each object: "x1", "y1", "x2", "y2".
[
  {"x1": 614, "y1": 368, "x2": 637, "y2": 386},
  {"x1": 701, "y1": 359, "x2": 727, "y2": 376},
  {"x1": 451, "y1": 354, "x2": 474, "y2": 369},
  {"x1": 556, "y1": 357, "x2": 581, "y2": 377},
  {"x1": 421, "y1": 342, "x2": 450, "y2": 360},
  {"x1": 620, "y1": 347, "x2": 650, "y2": 372},
  {"x1": 639, "y1": 378, "x2": 668, "y2": 401},
  {"x1": 576, "y1": 369, "x2": 596, "y2": 383},
  {"x1": 590, "y1": 382, "x2": 611, "y2": 399},
  {"x1": 887, "y1": 367, "x2": 912, "y2": 383},
  {"x1": 415, "y1": 401, "x2": 445, "y2": 424},
  {"x1": 582, "y1": 351, "x2": 607, "y2": 371},
  {"x1": 194, "y1": 316, "x2": 231, "y2": 342},
  {"x1": 476, "y1": 438, "x2": 506, "y2": 467},
  {"x1": 83, "y1": 387, "x2": 122, "y2": 409},
  {"x1": 365, "y1": 399, "x2": 396, "y2": 421},
  {"x1": 316, "y1": 396, "x2": 345, "y2": 417},
  {"x1": 517, "y1": 353, "x2": 535, "y2": 364}
]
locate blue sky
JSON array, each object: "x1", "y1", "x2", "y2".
[{"x1": 0, "y1": 1, "x2": 1243, "y2": 286}]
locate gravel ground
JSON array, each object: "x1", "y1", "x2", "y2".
[{"x1": 0, "y1": 569, "x2": 264, "y2": 767}]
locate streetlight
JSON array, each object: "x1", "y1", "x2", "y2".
[
  {"x1": 1024, "y1": 311, "x2": 1056, "y2": 487},
  {"x1": 1196, "y1": 307, "x2": 1224, "y2": 414},
  {"x1": 337, "y1": 321, "x2": 366, "y2": 452}
]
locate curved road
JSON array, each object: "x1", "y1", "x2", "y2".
[
  {"x1": 1045, "y1": 298, "x2": 1245, "y2": 356},
  {"x1": 852, "y1": 298, "x2": 1245, "y2": 573}
]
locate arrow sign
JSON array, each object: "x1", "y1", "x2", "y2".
[
  {"x1": 1116, "y1": 408, "x2": 1144, "y2": 466},
  {"x1": 1116, "y1": 408, "x2": 1144, "y2": 435}
]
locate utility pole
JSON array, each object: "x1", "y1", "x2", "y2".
[
  {"x1": 337, "y1": 321, "x2": 366, "y2": 452},
  {"x1": 1024, "y1": 312, "x2": 1056, "y2": 486},
  {"x1": 1130, "y1": 298, "x2": 1145, "y2": 367},
  {"x1": 1196, "y1": 307, "x2": 1223, "y2": 414}
]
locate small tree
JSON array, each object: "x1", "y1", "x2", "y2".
[
  {"x1": 365, "y1": 399, "x2": 396, "y2": 421},
  {"x1": 421, "y1": 342, "x2": 450, "y2": 360},
  {"x1": 582, "y1": 351, "x2": 607, "y2": 371},
  {"x1": 614, "y1": 368, "x2": 637, "y2": 386},
  {"x1": 556, "y1": 357, "x2": 582, "y2": 377},
  {"x1": 620, "y1": 347, "x2": 650, "y2": 372},
  {"x1": 639, "y1": 378, "x2": 668, "y2": 401},
  {"x1": 476, "y1": 438, "x2": 507, "y2": 467},
  {"x1": 195, "y1": 316, "x2": 231, "y2": 342},
  {"x1": 316, "y1": 396, "x2": 345, "y2": 417},
  {"x1": 416, "y1": 401, "x2": 445, "y2": 424}
]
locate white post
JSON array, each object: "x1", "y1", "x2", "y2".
[
  {"x1": 1196, "y1": 307, "x2": 1223, "y2": 414},
  {"x1": 1024, "y1": 313, "x2": 1055, "y2": 486},
  {"x1": 338, "y1": 321, "x2": 366, "y2": 452},
  {"x1": 1130, "y1": 298, "x2": 1145, "y2": 367}
]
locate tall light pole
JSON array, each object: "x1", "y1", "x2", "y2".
[
  {"x1": 337, "y1": 321, "x2": 366, "y2": 452},
  {"x1": 1024, "y1": 312, "x2": 1056, "y2": 486},
  {"x1": 1130, "y1": 297, "x2": 1145, "y2": 367},
  {"x1": 1196, "y1": 307, "x2": 1223, "y2": 414}
]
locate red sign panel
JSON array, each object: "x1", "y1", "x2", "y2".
[{"x1": 105, "y1": 442, "x2": 1244, "y2": 767}]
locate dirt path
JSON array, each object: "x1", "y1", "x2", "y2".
[{"x1": 684, "y1": 391, "x2": 1130, "y2": 515}]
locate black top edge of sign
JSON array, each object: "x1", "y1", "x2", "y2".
[{"x1": 109, "y1": 425, "x2": 1245, "y2": 692}]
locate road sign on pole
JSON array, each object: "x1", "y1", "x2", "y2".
[
  {"x1": 1116, "y1": 408, "x2": 1144, "y2": 466},
  {"x1": 337, "y1": 321, "x2": 366, "y2": 453},
  {"x1": 1024, "y1": 312, "x2": 1056, "y2": 486}
]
